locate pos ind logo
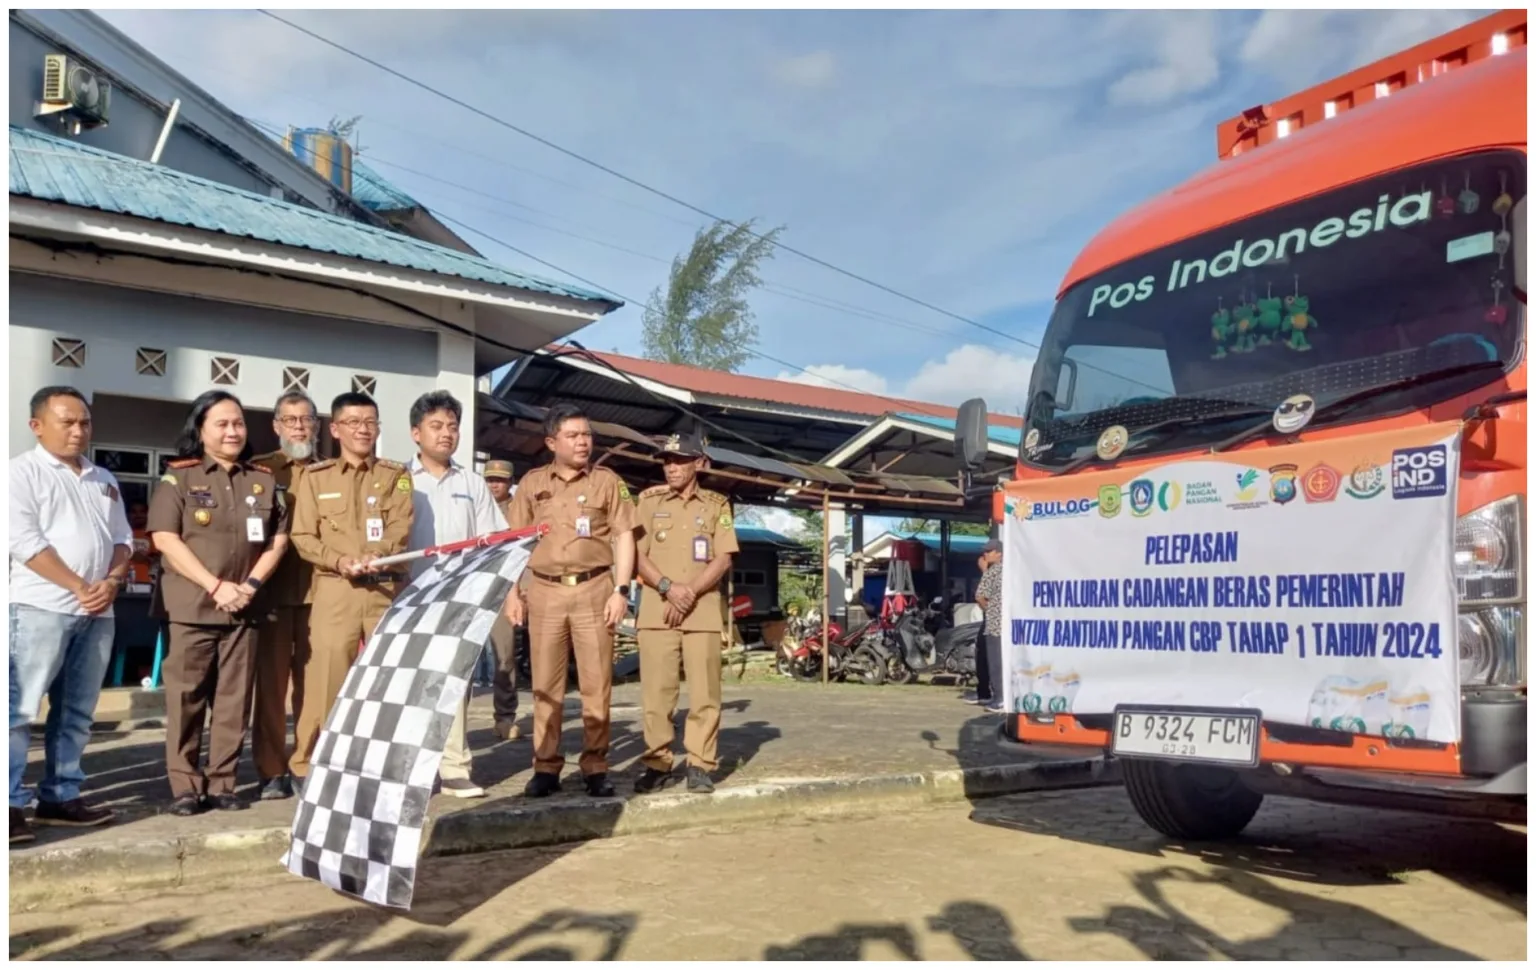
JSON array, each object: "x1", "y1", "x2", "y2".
[{"x1": 1392, "y1": 445, "x2": 1449, "y2": 499}]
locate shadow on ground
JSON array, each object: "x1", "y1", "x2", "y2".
[
  {"x1": 10, "y1": 905, "x2": 639, "y2": 960},
  {"x1": 944, "y1": 712, "x2": 1520, "y2": 959}
]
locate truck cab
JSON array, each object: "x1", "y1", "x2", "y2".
[{"x1": 960, "y1": 13, "x2": 1527, "y2": 839}]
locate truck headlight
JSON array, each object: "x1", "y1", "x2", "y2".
[
  {"x1": 1457, "y1": 606, "x2": 1524, "y2": 687},
  {"x1": 1455, "y1": 496, "x2": 1524, "y2": 604}
]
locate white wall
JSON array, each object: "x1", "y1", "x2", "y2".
[{"x1": 9, "y1": 275, "x2": 458, "y2": 462}]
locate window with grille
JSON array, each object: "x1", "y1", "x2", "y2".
[
  {"x1": 283, "y1": 366, "x2": 310, "y2": 393},
  {"x1": 135, "y1": 347, "x2": 167, "y2": 376},
  {"x1": 51, "y1": 338, "x2": 86, "y2": 368},
  {"x1": 352, "y1": 374, "x2": 377, "y2": 396}
]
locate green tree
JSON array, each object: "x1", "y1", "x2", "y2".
[{"x1": 641, "y1": 219, "x2": 784, "y2": 372}]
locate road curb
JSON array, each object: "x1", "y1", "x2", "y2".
[{"x1": 8, "y1": 756, "x2": 1118, "y2": 902}]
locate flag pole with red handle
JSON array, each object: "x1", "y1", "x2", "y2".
[{"x1": 364, "y1": 524, "x2": 548, "y2": 571}]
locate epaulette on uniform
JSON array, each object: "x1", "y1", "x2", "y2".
[
  {"x1": 376, "y1": 458, "x2": 406, "y2": 470},
  {"x1": 248, "y1": 462, "x2": 272, "y2": 474},
  {"x1": 167, "y1": 458, "x2": 199, "y2": 469},
  {"x1": 639, "y1": 484, "x2": 669, "y2": 499},
  {"x1": 306, "y1": 459, "x2": 337, "y2": 472},
  {"x1": 698, "y1": 488, "x2": 727, "y2": 506}
]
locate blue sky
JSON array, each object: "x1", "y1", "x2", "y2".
[{"x1": 99, "y1": 9, "x2": 1485, "y2": 421}]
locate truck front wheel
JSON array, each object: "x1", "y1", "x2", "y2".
[{"x1": 1121, "y1": 759, "x2": 1264, "y2": 840}]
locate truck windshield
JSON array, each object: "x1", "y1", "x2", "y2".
[{"x1": 1023, "y1": 150, "x2": 1525, "y2": 468}]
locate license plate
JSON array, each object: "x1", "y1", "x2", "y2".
[{"x1": 1111, "y1": 706, "x2": 1261, "y2": 767}]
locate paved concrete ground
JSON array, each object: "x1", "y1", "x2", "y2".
[
  {"x1": 10, "y1": 788, "x2": 1524, "y2": 960},
  {"x1": 9, "y1": 680, "x2": 1030, "y2": 860}
]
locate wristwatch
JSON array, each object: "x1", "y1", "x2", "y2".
[
  {"x1": 615, "y1": 583, "x2": 631, "y2": 597},
  {"x1": 244, "y1": 576, "x2": 263, "y2": 591},
  {"x1": 657, "y1": 577, "x2": 673, "y2": 596}
]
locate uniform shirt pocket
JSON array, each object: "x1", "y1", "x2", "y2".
[{"x1": 316, "y1": 491, "x2": 350, "y2": 530}]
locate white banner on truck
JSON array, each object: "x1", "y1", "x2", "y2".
[{"x1": 1000, "y1": 422, "x2": 1462, "y2": 745}]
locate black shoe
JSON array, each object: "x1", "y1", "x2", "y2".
[
  {"x1": 168, "y1": 794, "x2": 205, "y2": 817},
  {"x1": 634, "y1": 767, "x2": 671, "y2": 795},
  {"x1": 686, "y1": 767, "x2": 716, "y2": 794},
  {"x1": 523, "y1": 772, "x2": 562, "y2": 798},
  {"x1": 33, "y1": 798, "x2": 115, "y2": 827},
  {"x1": 209, "y1": 793, "x2": 246, "y2": 812},
  {"x1": 10, "y1": 807, "x2": 34, "y2": 845},
  {"x1": 583, "y1": 773, "x2": 616, "y2": 798},
  {"x1": 259, "y1": 776, "x2": 294, "y2": 801}
]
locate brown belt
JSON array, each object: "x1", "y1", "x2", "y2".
[{"x1": 532, "y1": 567, "x2": 607, "y2": 587}]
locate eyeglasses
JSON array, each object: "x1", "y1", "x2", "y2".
[
  {"x1": 335, "y1": 419, "x2": 380, "y2": 432},
  {"x1": 278, "y1": 416, "x2": 317, "y2": 428}
]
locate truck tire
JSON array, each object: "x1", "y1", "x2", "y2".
[{"x1": 1121, "y1": 759, "x2": 1263, "y2": 841}]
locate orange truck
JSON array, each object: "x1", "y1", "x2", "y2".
[{"x1": 956, "y1": 12, "x2": 1527, "y2": 838}]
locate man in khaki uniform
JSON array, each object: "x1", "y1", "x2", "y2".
[
  {"x1": 248, "y1": 391, "x2": 320, "y2": 801},
  {"x1": 483, "y1": 459, "x2": 521, "y2": 741},
  {"x1": 632, "y1": 432, "x2": 738, "y2": 794},
  {"x1": 287, "y1": 392, "x2": 414, "y2": 785},
  {"x1": 505, "y1": 404, "x2": 636, "y2": 798}
]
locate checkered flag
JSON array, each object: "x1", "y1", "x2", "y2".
[{"x1": 281, "y1": 535, "x2": 536, "y2": 910}]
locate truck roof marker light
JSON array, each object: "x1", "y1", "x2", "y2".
[
  {"x1": 1375, "y1": 81, "x2": 1392, "y2": 98},
  {"x1": 1492, "y1": 32, "x2": 1509, "y2": 55},
  {"x1": 1277, "y1": 118, "x2": 1292, "y2": 139},
  {"x1": 1323, "y1": 101, "x2": 1337, "y2": 119}
]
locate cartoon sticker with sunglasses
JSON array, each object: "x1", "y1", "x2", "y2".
[{"x1": 1271, "y1": 394, "x2": 1316, "y2": 435}]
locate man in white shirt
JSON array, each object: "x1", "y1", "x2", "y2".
[
  {"x1": 407, "y1": 391, "x2": 505, "y2": 799},
  {"x1": 9, "y1": 387, "x2": 132, "y2": 845}
]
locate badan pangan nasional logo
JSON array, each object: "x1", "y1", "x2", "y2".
[
  {"x1": 1157, "y1": 480, "x2": 1182, "y2": 512},
  {"x1": 1182, "y1": 479, "x2": 1222, "y2": 505},
  {"x1": 1301, "y1": 463, "x2": 1341, "y2": 503}
]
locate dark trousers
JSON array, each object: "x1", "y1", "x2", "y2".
[
  {"x1": 973, "y1": 624, "x2": 993, "y2": 699},
  {"x1": 984, "y1": 634, "x2": 1004, "y2": 705},
  {"x1": 488, "y1": 613, "x2": 519, "y2": 725},
  {"x1": 164, "y1": 622, "x2": 256, "y2": 798}
]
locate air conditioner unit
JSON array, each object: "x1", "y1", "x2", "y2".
[{"x1": 36, "y1": 53, "x2": 111, "y2": 131}]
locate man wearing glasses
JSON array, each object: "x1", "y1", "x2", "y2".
[
  {"x1": 287, "y1": 392, "x2": 414, "y2": 788},
  {"x1": 248, "y1": 392, "x2": 321, "y2": 800}
]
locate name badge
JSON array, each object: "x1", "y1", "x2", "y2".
[
  {"x1": 247, "y1": 517, "x2": 265, "y2": 543},
  {"x1": 575, "y1": 515, "x2": 592, "y2": 538},
  {"x1": 366, "y1": 517, "x2": 384, "y2": 542},
  {"x1": 693, "y1": 535, "x2": 710, "y2": 562}
]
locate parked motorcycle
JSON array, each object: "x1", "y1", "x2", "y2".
[
  {"x1": 777, "y1": 608, "x2": 889, "y2": 685},
  {"x1": 883, "y1": 598, "x2": 982, "y2": 686}
]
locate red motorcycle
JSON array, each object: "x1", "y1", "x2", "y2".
[{"x1": 777, "y1": 609, "x2": 888, "y2": 685}]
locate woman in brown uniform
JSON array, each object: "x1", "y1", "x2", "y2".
[{"x1": 148, "y1": 391, "x2": 289, "y2": 816}]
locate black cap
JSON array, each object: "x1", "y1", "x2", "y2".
[
  {"x1": 660, "y1": 431, "x2": 707, "y2": 459},
  {"x1": 982, "y1": 538, "x2": 1003, "y2": 554}
]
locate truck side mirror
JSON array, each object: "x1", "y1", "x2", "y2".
[
  {"x1": 955, "y1": 398, "x2": 989, "y2": 471},
  {"x1": 1513, "y1": 196, "x2": 1526, "y2": 303}
]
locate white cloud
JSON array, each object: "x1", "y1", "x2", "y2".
[
  {"x1": 778, "y1": 364, "x2": 890, "y2": 395},
  {"x1": 778, "y1": 344, "x2": 1036, "y2": 414},
  {"x1": 772, "y1": 50, "x2": 837, "y2": 88},
  {"x1": 746, "y1": 507, "x2": 809, "y2": 537},
  {"x1": 1240, "y1": 10, "x2": 1481, "y2": 89},
  {"x1": 1106, "y1": 12, "x2": 1220, "y2": 107}
]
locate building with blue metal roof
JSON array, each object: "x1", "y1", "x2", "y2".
[{"x1": 8, "y1": 11, "x2": 619, "y2": 467}]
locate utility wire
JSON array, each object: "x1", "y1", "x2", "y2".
[
  {"x1": 240, "y1": 116, "x2": 962, "y2": 341},
  {"x1": 254, "y1": 9, "x2": 1169, "y2": 396}
]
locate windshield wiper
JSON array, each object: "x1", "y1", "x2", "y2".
[
  {"x1": 1053, "y1": 407, "x2": 1272, "y2": 476},
  {"x1": 1210, "y1": 361, "x2": 1506, "y2": 454}
]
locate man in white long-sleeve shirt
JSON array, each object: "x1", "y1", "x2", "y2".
[
  {"x1": 406, "y1": 391, "x2": 506, "y2": 799},
  {"x1": 9, "y1": 387, "x2": 131, "y2": 844}
]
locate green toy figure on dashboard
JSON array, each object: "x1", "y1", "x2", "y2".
[{"x1": 1283, "y1": 294, "x2": 1318, "y2": 351}]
